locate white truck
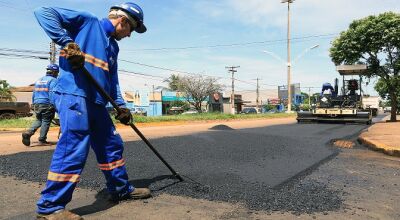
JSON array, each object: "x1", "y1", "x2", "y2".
[{"x1": 362, "y1": 96, "x2": 380, "y2": 116}]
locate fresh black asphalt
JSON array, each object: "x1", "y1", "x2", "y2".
[{"x1": 0, "y1": 122, "x2": 368, "y2": 214}]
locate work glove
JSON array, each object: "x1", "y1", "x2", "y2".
[
  {"x1": 63, "y1": 42, "x2": 85, "y2": 70},
  {"x1": 115, "y1": 107, "x2": 133, "y2": 125}
]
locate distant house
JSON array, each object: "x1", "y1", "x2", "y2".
[
  {"x1": 10, "y1": 85, "x2": 34, "y2": 104},
  {"x1": 239, "y1": 89, "x2": 278, "y2": 108},
  {"x1": 123, "y1": 89, "x2": 162, "y2": 116}
]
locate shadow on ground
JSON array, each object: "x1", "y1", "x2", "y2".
[{"x1": 72, "y1": 175, "x2": 177, "y2": 216}]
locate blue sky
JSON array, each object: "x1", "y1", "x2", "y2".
[{"x1": 0, "y1": 0, "x2": 399, "y2": 96}]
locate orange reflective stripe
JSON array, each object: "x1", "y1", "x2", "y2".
[
  {"x1": 59, "y1": 50, "x2": 109, "y2": 72},
  {"x1": 83, "y1": 53, "x2": 109, "y2": 72},
  {"x1": 98, "y1": 159, "x2": 126, "y2": 171},
  {"x1": 34, "y1": 88, "x2": 49, "y2": 92},
  {"x1": 47, "y1": 171, "x2": 80, "y2": 183}
]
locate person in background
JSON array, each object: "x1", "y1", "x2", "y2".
[{"x1": 22, "y1": 64, "x2": 58, "y2": 146}]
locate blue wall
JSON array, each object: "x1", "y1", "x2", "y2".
[{"x1": 147, "y1": 102, "x2": 162, "y2": 116}]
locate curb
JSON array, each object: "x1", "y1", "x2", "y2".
[{"x1": 358, "y1": 136, "x2": 400, "y2": 157}]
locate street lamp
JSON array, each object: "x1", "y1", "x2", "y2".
[
  {"x1": 262, "y1": 50, "x2": 286, "y2": 64},
  {"x1": 262, "y1": 44, "x2": 319, "y2": 112},
  {"x1": 263, "y1": 44, "x2": 319, "y2": 65},
  {"x1": 282, "y1": 0, "x2": 295, "y2": 112},
  {"x1": 292, "y1": 44, "x2": 319, "y2": 64}
]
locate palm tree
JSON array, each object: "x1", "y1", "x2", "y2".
[
  {"x1": 164, "y1": 74, "x2": 181, "y2": 91},
  {"x1": 0, "y1": 80, "x2": 15, "y2": 101}
]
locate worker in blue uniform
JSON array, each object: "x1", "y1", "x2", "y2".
[
  {"x1": 22, "y1": 64, "x2": 58, "y2": 147},
  {"x1": 321, "y1": 83, "x2": 335, "y2": 96},
  {"x1": 34, "y1": 2, "x2": 150, "y2": 219}
]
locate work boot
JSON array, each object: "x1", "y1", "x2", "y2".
[
  {"x1": 38, "y1": 140, "x2": 52, "y2": 146},
  {"x1": 129, "y1": 187, "x2": 151, "y2": 199},
  {"x1": 111, "y1": 188, "x2": 151, "y2": 202},
  {"x1": 36, "y1": 209, "x2": 83, "y2": 220},
  {"x1": 22, "y1": 132, "x2": 32, "y2": 147}
]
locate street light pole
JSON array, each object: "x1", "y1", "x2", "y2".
[{"x1": 282, "y1": 0, "x2": 294, "y2": 112}]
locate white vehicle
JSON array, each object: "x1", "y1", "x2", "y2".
[
  {"x1": 384, "y1": 106, "x2": 392, "y2": 113},
  {"x1": 130, "y1": 107, "x2": 147, "y2": 116},
  {"x1": 362, "y1": 96, "x2": 380, "y2": 116},
  {"x1": 182, "y1": 108, "x2": 199, "y2": 114}
]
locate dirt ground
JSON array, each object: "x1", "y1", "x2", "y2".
[{"x1": 1, "y1": 117, "x2": 400, "y2": 220}]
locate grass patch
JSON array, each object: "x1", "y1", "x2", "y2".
[
  {"x1": 0, "y1": 116, "x2": 36, "y2": 128},
  {"x1": 131, "y1": 112, "x2": 295, "y2": 123},
  {"x1": 0, "y1": 113, "x2": 295, "y2": 129}
]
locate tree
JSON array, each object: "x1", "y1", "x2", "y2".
[
  {"x1": 177, "y1": 74, "x2": 223, "y2": 112},
  {"x1": 164, "y1": 74, "x2": 181, "y2": 91},
  {"x1": 170, "y1": 100, "x2": 190, "y2": 110},
  {"x1": 330, "y1": 12, "x2": 400, "y2": 121},
  {"x1": 301, "y1": 92, "x2": 309, "y2": 105},
  {"x1": 375, "y1": 77, "x2": 400, "y2": 111},
  {"x1": 0, "y1": 80, "x2": 15, "y2": 101}
]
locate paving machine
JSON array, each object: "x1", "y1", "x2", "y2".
[{"x1": 297, "y1": 64, "x2": 372, "y2": 124}]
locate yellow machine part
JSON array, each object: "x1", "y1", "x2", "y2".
[{"x1": 313, "y1": 108, "x2": 357, "y2": 115}]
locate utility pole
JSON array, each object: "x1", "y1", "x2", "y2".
[
  {"x1": 256, "y1": 78, "x2": 260, "y2": 110},
  {"x1": 152, "y1": 84, "x2": 155, "y2": 101},
  {"x1": 152, "y1": 84, "x2": 156, "y2": 116},
  {"x1": 226, "y1": 66, "x2": 240, "y2": 114},
  {"x1": 282, "y1": 0, "x2": 294, "y2": 112},
  {"x1": 49, "y1": 41, "x2": 56, "y2": 64}
]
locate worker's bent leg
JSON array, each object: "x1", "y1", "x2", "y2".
[
  {"x1": 89, "y1": 103, "x2": 133, "y2": 200},
  {"x1": 27, "y1": 104, "x2": 43, "y2": 135},
  {"x1": 38, "y1": 105, "x2": 55, "y2": 142},
  {"x1": 37, "y1": 94, "x2": 90, "y2": 214}
]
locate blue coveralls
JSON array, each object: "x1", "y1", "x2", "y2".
[
  {"x1": 27, "y1": 74, "x2": 57, "y2": 142},
  {"x1": 34, "y1": 7, "x2": 132, "y2": 214}
]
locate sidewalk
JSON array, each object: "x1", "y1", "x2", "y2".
[{"x1": 358, "y1": 115, "x2": 400, "y2": 157}]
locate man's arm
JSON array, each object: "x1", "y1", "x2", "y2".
[
  {"x1": 34, "y1": 7, "x2": 93, "y2": 47},
  {"x1": 110, "y1": 62, "x2": 126, "y2": 107}
]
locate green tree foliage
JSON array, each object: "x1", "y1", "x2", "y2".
[
  {"x1": 330, "y1": 12, "x2": 400, "y2": 121},
  {"x1": 170, "y1": 100, "x2": 190, "y2": 110},
  {"x1": 375, "y1": 77, "x2": 400, "y2": 110},
  {"x1": 301, "y1": 92, "x2": 310, "y2": 105},
  {"x1": 164, "y1": 74, "x2": 181, "y2": 91},
  {"x1": 0, "y1": 80, "x2": 15, "y2": 101}
]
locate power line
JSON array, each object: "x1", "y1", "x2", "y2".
[
  {"x1": 119, "y1": 59, "x2": 198, "y2": 75},
  {"x1": 125, "y1": 33, "x2": 338, "y2": 52},
  {"x1": 119, "y1": 69, "x2": 166, "y2": 81},
  {"x1": 262, "y1": 83, "x2": 281, "y2": 87},
  {"x1": 234, "y1": 78, "x2": 257, "y2": 86},
  {"x1": 0, "y1": 52, "x2": 48, "y2": 60},
  {"x1": 0, "y1": 47, "x2": 320, "y2": 91},
  {"x1": 119, "y1": 58, "x2": 226, "y2": 80},
  {"x1": 0, "y1": 48, "x2": 49, "y2": 54}
]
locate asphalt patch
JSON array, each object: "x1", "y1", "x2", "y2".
[
  {"x1": 0, "y1": 127, "x2": 341, "y2": 214},
  {"x1": 208, "y1": 124, "x2": 234, "y2": 130}
]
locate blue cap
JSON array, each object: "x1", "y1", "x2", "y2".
[{"x1": 46, "y1": 64, "x2": 59, "y2": 71}]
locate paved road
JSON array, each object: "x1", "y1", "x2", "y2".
[{"x1": 1, "y1": 116, "x2": 399, "y2": 219}]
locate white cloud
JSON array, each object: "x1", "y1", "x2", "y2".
[{"x1": 194, "y1": 0, "x2": 400, "y2": 34}]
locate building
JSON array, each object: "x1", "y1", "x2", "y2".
[
  {"x1": 239, "y1": 89, "x2": 278, "y2": 108},
  {"x1": 221, "y1": 92, "x2": 245, "y2": 114},
  {"x1": 123, "y1": 89, "x2": 162, "y2": 116},
  {"x1": 10, "y1": 86, "x2": 34, "y2": 104}
]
